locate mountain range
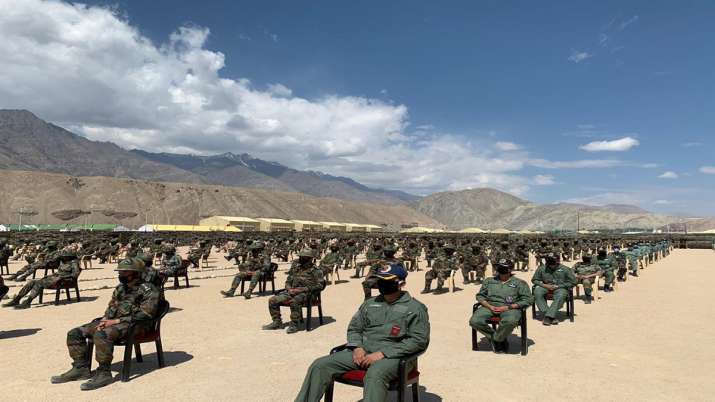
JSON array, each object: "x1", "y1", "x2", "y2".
[{"x1": 0, "y1": 109, "x2": 710, "y2": 231}]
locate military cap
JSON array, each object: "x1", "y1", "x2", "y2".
[
  {"x1": 495, "y1": 258, "x2": 514, "y2": 269},
  {"x1": 163, "y1": 245, "x2": 176, "y2": 254},
  {"x1": 250, "y1": 241, "x2": 265, "y2": 250},
  {"x1": 46, "y1": 241, "x2": 58, "y2": 248},
  {"x1": 137, "y1": 252, "x2": 154, "y2": 264},
  {"x1": 376, "y1": 262, "x2": 408, "y2": 281},
  {"x1": 383, "y1": 244, "x2": 397, "y2": 252},
  {"x1": 115, "y1": 257, "x2": 146, "y2": 272},
  {"x1": 59, "y1": 250, "x2": 78, "y2": 259},
  {"x1": 442, "y1": 243, "x2": 456, "y2": 250},
  {"x1": 298, "y1": 249, "x2": 314, "y2": 258}
]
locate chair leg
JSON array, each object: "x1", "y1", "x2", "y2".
[
  {"x1": 271, "y1": 278, "x2": 276, "y2": 294},
  {"x1": 134, "y1": 343, "x2": 143, "y2": 362},
  {"x1": 306, "y1": 304, "x2": 313, "y2": 332},
  {"x1": 75, "y1": 286, "x2": 81, "y2": 302},
  {"x1": 398, "y1": 378, "x2": 405, "y2": 402},
  {"x1": 318, "y1": 304, "x2": 324, "y2": 325},
  {"x1": 122, "y1": 344, "x2": 133, "y2": 382},
  {"x1": 39, "y1": 290, "x2": 44, "y2": 304},
  {"x1": 65, "y1": 287, "x2": 71, "y2": 302},
  {"x1": 185, "y1": 274, "x2": 189, "y2": 288},
  {"x1": 155, "y1": 338, "x2": 165, "y2": 368},
  {"x1": 54, "y1": 289, "x2": 61, "y2": 305},
  {"x1": 87, "y1": 342, "x2": 94, "y2": 371},
  {"x1": 471, "y1": 328, "x2": 478, "y2": 351},
  {"x1": 412, "y1": 381, "x2": 420, "y2": 402},
  {"x1": 173, "y1": 275, "x2": 179, "y2": 289},
  {"x1": 240, "y1": 280, "x2": 245, "y2": 295},
  {"x1": 325, "y1": 382, "x2": 334, "y2": 402},
  {"x1": 521, "y1": 315, "x2": 528, "y2": 356}
]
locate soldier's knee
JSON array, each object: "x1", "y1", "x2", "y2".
[
  {"x1": 469, "y1": 314, "x2": 483, "y2": 329},
  {"x1": 67, "y1": 327, "x2": 83, "y2": 343}
]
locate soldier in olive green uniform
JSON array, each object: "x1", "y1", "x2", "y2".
[
  {"x1": 263, "y1": 249, "x2": 325, "y2": 333},
  {"x1": 295, "y1": 263, "x2": 429, "y2": 402},
  {"x1": 354, "y1": 243, "x2": 383, "y2": 278},
  {"x1": 532, "y1": 253, "x2": 577, "y2": 325},
  {"x1": 51, "y1": 258, "x2": 160, "y2": 390},
  {"x1": 422, "y1": 244, "x2": 457, "y2": 293},
  {"x1": 3, "y1": 250, "x2": 80, "y2": 309},
  {"x1": 572, "y1": 253, "x2": 601, "y2": 304},
  {"x1": 470, "y1": 259, "x2": 533, "y2": 353},
  {"x1": 159, "y1": 246, "x2": 183, "y2": 276}
]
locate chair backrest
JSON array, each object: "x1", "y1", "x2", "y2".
[{"x1": 151, "y1": 299, "x2": 171, "y2": 332}]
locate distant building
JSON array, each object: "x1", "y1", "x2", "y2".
[
  {"x1": 256, "y1": 218, "x2": 295, "y2": 232},
  {"x1": 290, "y1": 220, "x2": 324, "y2": 232},
  {"x1": 319, "y1": 222, "x2": 347, "y2": 232},
  {"x1": 199, "y1": 216, "x2": 260, "y2": 231}
]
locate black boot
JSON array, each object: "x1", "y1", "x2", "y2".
[{"x1": 584, "y1": 294, "x2": 592, "y2": 304}]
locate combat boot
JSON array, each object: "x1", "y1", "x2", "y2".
[
  {"x1": 220, "y1": 289, "x2": 235, "y2": 298},
  {"x1": 14, "y1": 299, "x2": 31, "y2": 309},
  {"x1": 584, "y1": 294, "x2": 592, "y2": 304},
  {"x1": 420, "y1": 287, "x2": 431, "y2": 294},
  {"x1": 80, "y1": 367, "x2": 113, "y2": 391},
  {"x1": 2, "y1": 295, "x2": 20, "y2": 307},
  {"x1": 285, "y1": 323, "x2": 300, "y2": 334},
  {"x1": 51, "y1": 365, "x2": 91, "y2": 384},
  {"x1": 243, "y1": 292, "x2": 252, "y2": 300},
  {"x1": 543, "y1": 317, "x2": 553, "y2": 326},
  {"x1": 262, "y1": 320, "x2": 283, "y2": 330}
]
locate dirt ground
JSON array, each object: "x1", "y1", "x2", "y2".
[{"x1": 1, "y1": 248, "x2": 714, "y2": 402}]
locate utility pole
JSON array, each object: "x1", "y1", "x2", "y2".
[{"x1": 576, "y1": 211, "x2": 580, "y2": 233}]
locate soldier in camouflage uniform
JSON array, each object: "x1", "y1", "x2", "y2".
[
  {"x1": 470, "y1": 259, "x2": 533, "y2": 353},
  {"x1": 159, "y1": 246, "x2": 183, "y2": 276},
  {"x1": 342, "y1": 240, "x2": 358, "y2": 270},
  {"x1": 360, "y1": 244, "x2": 400, "y2": 300},
  {"x1": 8, "y1": 240, "x2": 60, "y2": 281},
  {"x1": 572, "y1": 253, "x2": 601, "y2": 304},
  {"x1": 422, "y1": 244, "x2": 457, "y2": 293},
  {"x1": 514, "y1": 242, "x2": 530, "y2": 272},
  {"x1": 611, "y1": 245, "x2": 628, "y2": 281},
  {"x1": 221, "y1": 242, "x2": 271, "y2": 299},
  {"x1": 595, "y1": 248, "x2": 615, "y2": 292},
  {"x1": 402, "y1": 241, "x2": 420, "y2": 272},
  {"x1": 0, "y1": 238, "x2": 12, "y2": 274},
  {"x1": 490, "y1": 241, "x2": 513, "y2": 269},
  {"x1": 51, "y1": 257, "x2": 160, "y2": 390},
  {"x1": 3, "y1": 250, "x2": 80, "y2": 309},
  {"x1": 263, "y1": 249, "x2": 325, "y2": 333},
  {"x1": 353, "y1": 243, "x2": 383, "y2": 279},
  {"x1": 187, "y1": 241, "x2": 205, "y2": 268},
  {"x1": 318, "y1": 244, "x2": 343, "y2": 282},
  {"x1": 124, "y1": 239, "x2": 141, "y2": 258}
]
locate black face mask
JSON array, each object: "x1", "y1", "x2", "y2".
[
  {"x1": 545, "y1": 258, "x2": 557, "y2": 266},
  {"x1": 377, "y1": 280, "x2": 400, "y2": 295},
  {"x1": 118, "y1": 275, "x2": 131, "y2": 285},
  {"x1": 383, "y1": 251, "x2": 396, "y2": 259},
  {"x1": 496, "y1": 265, "x2": 510, "y2": 275},
  {"x1": 299, "y1": 257, "x2": 312, "y2": 265}
]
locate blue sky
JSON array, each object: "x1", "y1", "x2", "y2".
[{"x1": 1, "y1": 0, "x2": 713, "y2": 214}]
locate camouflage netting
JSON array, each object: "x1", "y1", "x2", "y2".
[{"x1": 51, "y1": 209, "x2": 91, "y2": 221}]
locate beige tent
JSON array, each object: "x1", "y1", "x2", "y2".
[
  {"x1": 255, "y1": 218, "x2": 295, "y2": 232},
  {"x1": 199, "y1": 216, "x2": 260, "y2": 231},
  {"x1": 400, "y1": 226, "x2": 442, "y2": 233},
  {"x1": 290, "y1": 220, "x2": 324, "y2": 232},
  {"x1": 490, "y1": 228, "x2": 513, "y2": 234}
]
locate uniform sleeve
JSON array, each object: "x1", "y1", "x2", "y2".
[
  {"x1": 104, "y1": 287, "x2": 120, "y2": 318},
  {"x1": 475, "y1": 281, "x2": 489, "y2": 303},
  {"x1": 381, "y1": 305, "x2": 430, "y2": 359},
  {"x1": 531, "y1": 267, "x2": 545, "y2": 287},
  {"x1": 346, "y1": 304, "x2": 366, "y2": 348},
  {"x1": 516, "y1": 281, "x2": 534, "y2": 307},
  {"x1": 560, "y1": 267, "x2": 577, "y2": 289},
  {"x1": 307, "y1": 268, "x2": 325, "y2": 292},
  {"x1": 120, "y1": 284, "x2": 159, "y2": 324}
]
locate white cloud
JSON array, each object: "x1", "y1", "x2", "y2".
[
  {"x1": 533, "y1": 175, "x2": 556, "y2": 185},
  {"x1": 653, "y1": 200, "x2": 671, "y2": 205},
  {"x1": 658, "y1": 171, "x2": 678, "y2": 179},
  {"x1": 0, "y1": 0, "x2": 551, "y2": 197},
  {"x1": 495, "y1": 141, "x2": 520, "y2": 151},
  {"x1": 619, "y1": 16, "x2": 639, "y2": 30},
  {"x1": 528, "y1": 159, "x2": 624, "y2": 169},
  {"x1": 568, "y1": 50, "x2": 593, "y2": 63},
  {"x1": 579, "y1": 136, "x2": 639, "y2": 152},
  {"x1": 682, "y1": 142, "x2": 703, "y2": 148},
  {"x1": 700, "y1": 166, "x2": 715, "y2": 174}
]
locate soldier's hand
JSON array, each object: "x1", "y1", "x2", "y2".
[
  {"x1": 352, "y1": 347, "x2": 367, "y2": 365},
  {"x1": 493, "y1": 306, "x2": 509, "y2": 313},
  {"x1": 361, "y1": 352, "x2": 385, "y2": 368}
]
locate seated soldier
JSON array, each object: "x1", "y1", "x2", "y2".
[
  {"x1": 469, "y1": 259, "x2": 533, "y2": 353},
  {"x1": 263, "y1": 249, "x2": 325, "y2": 333},
  {"x1": 422, "y1": 244, "x2": 457, "y2": 294},
  {"x1": 318, "y1": 244, "x2": 342, "y2": 282},
  {"x1": 531, "y1": 252, "x2": 577, "y2": 326},
  {"x1": 50, "y1": 258, "x2": 159, "y2": 390},
  {"x1": 573, "y1": 253, "x2": 601, "y2": 304},
  {"x1": 295, "y1": 263, "x2": 429, "y2": 402},
  {"x1": 159, "y1": 246, "x2": 183, "y2": 276},
  {"x1": 220, "y1": 242, "x2": 270, "y2": 299},
  {"x1": 0, "y1": 276, "x2": 8, "y2": 300},
  {"x1": 3, "y1": 250, "x2": 80, "y2": 309}
]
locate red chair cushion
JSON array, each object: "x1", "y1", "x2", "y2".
[
  {"x1": 488, "y1": 316, "x2": 502, "y2": 323},
  {"x1": 339, "y1": 369, "x2": 420, "y2": 383}
]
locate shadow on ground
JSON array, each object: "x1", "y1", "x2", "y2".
[
  {"x1": 0, "y1": 328, "x2": 42, "y2": 340},
  {"x1": 110, "y1": 351, "x2": 194, "y2": 381}
]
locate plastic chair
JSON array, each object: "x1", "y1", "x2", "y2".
[
  {"x1": 471, "y1": 303, "x2": 528, "y2": 355},
  {"x1": 531, "y1": 285, "x2": 574, "y2": 322},
  {"x1": 88, "y1": 300, "x2": 170, "y2": 382},
  {"x1": 325, "y1": 344, "x2": 423, "y2": 402},
  {"x1": 280, "y1": 290, "x2": 324, "y2": 331},
  {"x1": 39, "y1": 270, "x2": 82, "y2": 305}
]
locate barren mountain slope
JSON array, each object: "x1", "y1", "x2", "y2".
[{"x1": 0, "y1": 170, "x2": 439, "y2": 228}]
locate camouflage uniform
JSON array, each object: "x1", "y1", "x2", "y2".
[
  {"x1": 318, "y1": 248, "x2": 342, "y2": 279},
  {"x1": 53, "y1": 258, "x2": 159, "y2": 390},
  {"x1": 222, "y1": 243, "x2": 271, "y2": 298},
  {"x1": 423, "y1": 246, "x2": 457, "y2": 292},
  {"x1": 10, "y1": 243, "x2": 61, "y2": 281},
  {"x1": 160, "y1": 247, "x2": 183, "y2": 276},
  {"x1": 266, "y1": 252, "x2": 325, "y2": 332},
  {"x1": 4, "y1": 251, "x2": 80, "y2": 308}
]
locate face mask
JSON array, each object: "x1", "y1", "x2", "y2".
[
  {"x1": 299, "y1": 257, "x2": 311, "y2": 265},
  {"x1": 496, "y1": 265, "x2": 510, "y2": 275},
  {"x1": 546, "y1": 258, "x2": 557, "y2": 266},
  {"x1": 377, "y1": 280, "x2": 400, "y2": 295},
  {"x1": 118, "y1": 275, "x2": 131, "y2": 284}
]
